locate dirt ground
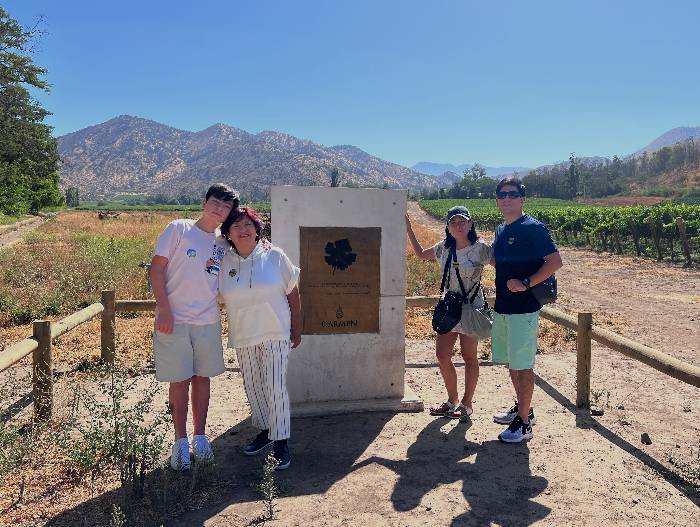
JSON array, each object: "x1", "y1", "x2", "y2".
[
  {"x1": 0, "y1": 216, "x2": 45, "y2": 250},
  {"x1": 1, "y1": 206, "x2": 699, "y2": 526},
  {"x1": 407, "y1": 201, "x2": 700, "y2": 366}
]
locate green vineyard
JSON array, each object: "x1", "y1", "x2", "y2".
[{"x1": 419, "y1": 199, "x2": 700, "y2": 266}]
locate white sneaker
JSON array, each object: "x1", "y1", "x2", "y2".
[
  {"x1": 192, "y1": 434, "x2": 214, "y2": 463},
  {"x1": 170, "y1": 438, "x2": 191, "y2": 471},
  {"x1": 498, "y1": 415, "x2": 534, "y2": 443},
  {"x1": 493, "y1": 402, "x2": 537, "y2": 425}
]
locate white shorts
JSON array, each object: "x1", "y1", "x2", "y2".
[{"x1": 153, "y1": 321, "x2": 225, "y2": 382}]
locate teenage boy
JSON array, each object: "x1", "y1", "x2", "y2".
[
  {"x1": 491, "y1": 177, "x2": 563, "y2": 443},
  {"x1": 151, "y1": 183, "x2": 238, "y2": 470}
]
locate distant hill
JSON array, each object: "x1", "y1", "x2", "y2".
[
  {"x1": 633, "y1": 126, "x2": 700, "y2": 156},
  {"x1": 412, "y1": 162, "x2": 531, "y2": 179},
  {"x1": 57, "y1": 115, "x2": 439, "y2": 200}
]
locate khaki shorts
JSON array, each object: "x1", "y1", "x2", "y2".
[{"x1": 153, "y1": 322, "x2": 225, "y2": 382}]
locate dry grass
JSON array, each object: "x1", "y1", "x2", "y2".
[
  {"x1": 0, "y1": 211, "x2": 575, "y2": 526},
  {"x1": 0, "y1": 212, "x2": 193, "y2": 355}
]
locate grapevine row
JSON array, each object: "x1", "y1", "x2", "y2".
[{"x1": 419, "y1": 199, "x2": 700, "y2": 266}]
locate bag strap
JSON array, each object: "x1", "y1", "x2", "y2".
[
  {"x1": 439, "y1": 246, "x2": 453, "y2": 294},
  {"x1": 442, "y1": 244, "x2": 484, "y2": 305},
  {"x1": 451, "y1": 245, "x2": 469, "y2": 299},
  {"x1": 466, "y1": 280, "x2": 481, "y2": 304},
  {"x1": 452, "y1": 245, "x2": 484, "y2": 305}
]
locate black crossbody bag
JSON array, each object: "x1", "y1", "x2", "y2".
[{"x1": 431, "y1": 246, "x2": 481, "y2": 335}]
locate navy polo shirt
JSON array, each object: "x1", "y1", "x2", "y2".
[{"x1": 493, "y1": 214, "x2": 557, "y2": 314}]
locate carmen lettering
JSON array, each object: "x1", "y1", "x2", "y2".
[{"x1": 321, "y1": 320, "x2": 359, "y2": 328}]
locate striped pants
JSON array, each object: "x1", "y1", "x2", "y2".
[{"x1": 236, "y1": 339, "x2": 291, "y2": 440}]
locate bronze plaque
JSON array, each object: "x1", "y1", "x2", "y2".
[{"x1": 300, "y1": 227, "x2": 380, "y2": 334}]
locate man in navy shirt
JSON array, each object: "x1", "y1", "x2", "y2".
[{"x1": 491, "y1": 177, "x2": 563, "y2": 443}]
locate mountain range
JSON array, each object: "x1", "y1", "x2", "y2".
[
  {"x1": 633, "y1": 126, "x2": 700, "y2": 156},
  {"x1": 57, "y1": 117, "x2": 700, "y2": 199},
  {"x1": 410, "y1": 162, "x2": 532, "y2": 179},
  {"x1": 57, "y1": 115, "x2": 438, "y2": 200}
]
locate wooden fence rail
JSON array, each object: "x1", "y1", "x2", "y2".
[
  {"x1": 406, "y1": 295, "x2": 700, "y2": 404},
  {"x1": 1, "y1": 291, "x2": 698, "y2": 421}
]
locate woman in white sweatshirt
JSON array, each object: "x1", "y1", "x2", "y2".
[{"x1": 219, "y1": 207, "x2": 301, "y2": 471}]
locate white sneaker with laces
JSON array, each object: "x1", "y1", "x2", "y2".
[
  {"x1": 493, "y1": 402, "x2": 537, "y2": 425},
  {"x1": 170, "y1": 437, "x2": 191, "y2": 471},
  {"x1": 192, "y1": 434, "x2": 214, "y2": 463}
]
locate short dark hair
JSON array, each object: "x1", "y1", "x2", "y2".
[
  {"x1": 205, "y1": 183, "x2": 239, "y2": 206},
  {"x1": 221, "y1": 207, "x2": 265, "y2": 252},
  {"x1": 496, "y1": 176, "x2": 526, "y2": 197}
]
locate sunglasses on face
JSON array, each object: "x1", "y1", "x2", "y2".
[{"x1": 496, "y1": 191, "x2": 522, "y2": 199}]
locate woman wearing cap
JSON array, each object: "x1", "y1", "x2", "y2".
[{"x1": 406, "y1": 206, "x2": 493, "y2": 419}]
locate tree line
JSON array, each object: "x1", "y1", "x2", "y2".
[
  {"x1": 0, "y1": 7, "x2": 63, "y2": 216},
  {"x1": 524, "y1": 141, "x2": 700, "y2": 199},
  {"x1": 421, "y1": 139, "x2": 700, "y2": 201}
]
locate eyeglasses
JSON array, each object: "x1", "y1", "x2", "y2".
[
  {"x1": 448, "y1": 219, "x2": 471, "y2": 227},
  {"x1": 230, "y1": 221, "x2": 256, "y2": 230},
  {"x1": 496, "y1": 191, "x2": 522, "y2": 199}
]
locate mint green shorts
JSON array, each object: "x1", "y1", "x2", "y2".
[{"x1": 491, "y1": 311, "x2": 539, "y2": 370}]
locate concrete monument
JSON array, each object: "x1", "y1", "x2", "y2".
[{"x1": 271, "y1": 186, "x2": 423, "y2": 416}]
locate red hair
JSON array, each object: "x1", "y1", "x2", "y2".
[{"x1": 222, "y1": 207, "x2": 265, "y2": 249}]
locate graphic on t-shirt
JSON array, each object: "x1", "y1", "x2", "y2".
[
  {"x1": 507, "y1": 237, "x2": 515, "y2": 245},
  {"x1": 205, "y1": 245, "x2": 226, "y2": 276},
  {"x1": 187, "y1": 249, "x2": 197, "y2": 257},
  {"x1": 324, "y1": 239, "x2": 357, "y2": 274}
]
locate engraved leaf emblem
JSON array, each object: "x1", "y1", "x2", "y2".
[{"x1": 324, "y1": 238, "x2": 356, "y2": 274}]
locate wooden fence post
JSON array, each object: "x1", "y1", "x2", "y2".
[
  {"x1": 576, "y1": 312, "x2": 593, "y2": 409},
  {"x1": 676, "y1": 217, "x2": 693, "y2": 266},
  {"x1": 101, "y1": 290, "x2": 116, "y2": 364},
  {"x1": 33, "y1": 320, "x2": 52, "y2": 421},
  {"x1": 647, "y1": 217, "x2": 663, "y2": 260}
]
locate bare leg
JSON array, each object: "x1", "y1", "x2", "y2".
[
  {"x1": 169, "y1": 379, "x2": 191, "y2": 439},
  {"x1": 190, "y1": 375, "x2": 211, "y2": 436},
  {"x1": 436, "y1": 332, "x2": 460, "y2": 404},
  {"x1": 458, "y1": 334, "x2": 479, "y2": 409},
  {"x1": 513, "y1": 369, "x2": 534, "y2": 423},
  {"x1": 509, "y1": 369, "x2": 518, "y2": 400}
]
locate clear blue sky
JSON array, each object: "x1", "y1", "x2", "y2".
[{"x1": 5, "y1": 0, "x2": 700, "y2": 168}]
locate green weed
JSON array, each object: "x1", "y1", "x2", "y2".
[
  {"x1": 249, "y1": 453, "x2": 280, "y2": 525},
  {"x1": 57, "y1": 363, "x2": 169, "y2": 497}
]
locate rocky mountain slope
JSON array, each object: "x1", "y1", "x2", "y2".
[
  {"x1": 634, "y1": 126, "x2": 700, "y2": 156},
  {"x1": 57, "y1": 115, "x2": 439, "y2": 200}
]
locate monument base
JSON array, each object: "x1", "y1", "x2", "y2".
[{"x1": 290, "y1": 383, "x2": 423, "y2": 417}]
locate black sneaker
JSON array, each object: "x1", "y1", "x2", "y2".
[
  {"x1": 493, "y1": 402, "x2": 537, "y2": 425},
  {"x1": 243, "y1": 430, "x2": 273, "y2": 456},
  {"x1": 273, "y1": 440, "x2": 291, "y2": 471},
  {"x1": 498, "y1": 415, "x2": 534, "y2": 443}
]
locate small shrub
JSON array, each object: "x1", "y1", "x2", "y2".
[
  {"x1": 57, "y1": 363, "x2": 169, "y2": 497},
  {"x1": 109, "y1": 504, "x2": 127, "y2": 527},
  {"x1": 250, "y1": 453, "x2": 280, "y2": 525}
]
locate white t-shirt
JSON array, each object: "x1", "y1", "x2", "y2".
[
  {"x1": 432, "y1": 239, "x2": 493, "y2": 308},
  {"x1": 219, "y1": 242, "x2": 300, "y2": 349},
  {"x1": 154, "y1": 219, "x2": 227, "y2": 325}
]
